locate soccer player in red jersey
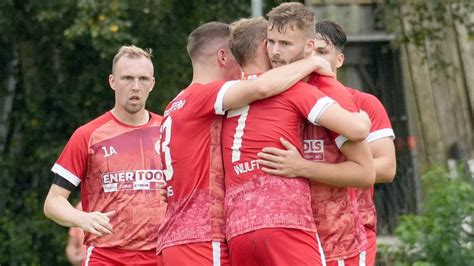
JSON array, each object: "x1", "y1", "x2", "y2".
[
  {"x1": 155, "y1": 21, "x2": 337, "y2": 266},
  {"x1": 43, "y1": 45, "x2": 167, "y2": 265},
  {"x1": 257, "y1": 3, "x2": 376, "y2": 266},
  {"x1": 222, "y1": 17, "x2": 371, "y2": 266},
  {"x1": 258, "y1": 12, "x2": 397, "y2": 266},
  {"x1": 315, "y1": 20, "x2": 396, "y2": 265}
]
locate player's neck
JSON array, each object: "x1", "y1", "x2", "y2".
[
  {"x1": 111, "y1": 108, "x2": 149, "y2": 126},
  {"x1": 243, "y1": 55, "x2": 271, "y2": 76},
  {"x1": 242, "y1": 63, "x2": 267, "y2": 76},
  {"x1": 191, "y1": 68, "x2": 225, "y2": 84}
]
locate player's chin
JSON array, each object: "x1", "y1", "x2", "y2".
[{"x1": 125, "y1": 103, "x2": 144, "y2": 114}]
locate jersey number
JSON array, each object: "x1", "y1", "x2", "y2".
[
  {"x1": 160, "y1": 117, "x2": 173, "y2": 181},
  {"x1": 227, "y1": 105, "x2": 250, "y2": 162}
]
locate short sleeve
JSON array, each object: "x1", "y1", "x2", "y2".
[
  {"x1": 353, "y1": 90, "x2": 395, "y2": 142},
  {"x1": 308, "y1": 76, "x2": 360, "y2": 148},
  {"x1": 51, "y1": 128, "x2": 89, "y2": 186},
  {"x1": 214, "y1": 80, "x2": 240, "y2": 115},
  {"x1": 285, "y1": 82, "x2": 335, "y2": 125}
]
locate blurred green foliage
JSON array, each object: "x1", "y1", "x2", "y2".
[
  {"x1": 392, "y1": 167, "x2": 474, "y2": 265},
  {"x1": 0, "y1": 0, "x2": 294, "y2": 264}
]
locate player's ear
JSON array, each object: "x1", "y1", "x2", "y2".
[
  {"x1": 217, "y1": 48, "x2": 226, "y2": 66},
  {"x1": 149, "y1": 77, "x2": 156, "y2": 92},
  {"x1": 336, "y1": 53, "x2": 344, "y2": 69},
  {"x1": 305, "y1": 38, "x2": 315, "y2": 56},
  {"x1": 109, "y1": 74, "x2": 116, "y2": 91}
]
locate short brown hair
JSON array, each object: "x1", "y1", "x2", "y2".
[
  {"x1": 187, "y1": 21, "x2": 231, "y2": 60},
  {"x1": 230, "y1": 17, "x2": 268, "y2": 66},
  {"x1": 267, "y1": 2, "x2": 315, "y2": 38},
  {"x1": 112, "y1": 45, "x2": 153, "y2": 73}
]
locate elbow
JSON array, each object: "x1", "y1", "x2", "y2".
[
  {"x1": 43, "y1": 200, "x2": 52, "y2": 219},
  {"x1": 43, "y1": 195, "x2": 57, "y2": 221},
  {"x1": 347, "y1": 125, "x2": 369, "y2": 142},
  {"x1": 377, "y1": 163, "x2": 397, "y2": 183}
]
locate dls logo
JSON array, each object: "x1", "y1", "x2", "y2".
[
  {"x1": 102, "y1": 146, "x2": 117, "y2": 158},
  {"x1": 303, "y1": 140, "x2": 324, "y2": 161}
]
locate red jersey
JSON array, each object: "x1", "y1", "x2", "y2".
[
  {"x1": 349, "y1": 88, "x2": 395, "y2": 232},
  {"x1": 305, "y1": 74, "x2": 368, "y2": 261},
  {"x1": 52, "y1": 111, "x2": 166, "y2": 250},
  {"x1": 156, "y1": 80, "x2": 238, "y2": 253},
  {"x1": 222, "y1": 75, "x2": 335, "y2": 240}
]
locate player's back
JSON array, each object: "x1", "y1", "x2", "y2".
[
  {"x1": 156, "y1": 80, "x2": 236, "y2": 253},
  {"x1": 222, "y1": 78, "x2": 334, "y2": 239}
]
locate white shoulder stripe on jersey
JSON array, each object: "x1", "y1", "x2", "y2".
[
  {"x1": 367, "y1": 128, "x2": 395, "y2": 143},
  {"x1": 308, "y1": 96, "x2": 336, "y2": 125},
  {"x1": 51, "y1": 163, "x2": 81, "y2": 186},
  {"x1": 214, "y1": 80, "x2": 240, "y2": 115}
]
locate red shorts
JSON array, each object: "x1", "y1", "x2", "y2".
[
  {"x1": 228, "y1": 228, "x2": 325, "y2": 266},
  {"x1": 157, "y1": 241, "x2": 229, "y2": 266},
  {"x1": 365, "y1": 228, "x2": 376, "y2": 266},
  {"x1": 326, "y1": 251, "x2": 367, "y2": 266},
  {"x1": 83, "y1": 246, "x2": 156, "y2": 266}
]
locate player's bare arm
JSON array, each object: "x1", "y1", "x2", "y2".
[
  {"x1": 257, "y1": 138, "x2": 375, "y2": 188},
  {"x1": 222, "y1": 55, "x2": 334, "y2": 111},
  {"x1": 44, "y1": 184, "x2": 115, "y2": 236},
  {"x1": 317, "y1": 104, "x2": 370, "y2": 141},
  {"x1": 370, "y1": 137, "x2": 396, "y2": 183}
]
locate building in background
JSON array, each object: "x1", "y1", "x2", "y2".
[{"x1": 306, "y1": 0, "x2": 474, "y2": 235}]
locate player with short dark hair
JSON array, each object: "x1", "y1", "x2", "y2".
[
  {"x1": 258, "y1": 3, "x2": 376, "y2": 265},
  {"x1": 223, "y1": 16, "x2": 371, "y2": 265},
  {"x1": 155, "y1": 20, "x2": 337, "y2": 266},
  {"x1": 314, "y1": 20, "x2": 396, "y2": 266}
]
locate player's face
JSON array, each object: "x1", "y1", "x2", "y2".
[
  {"x1": 314, "y1": 34, "x2": 344, "y2": 73},
  {"x1": 109, "y1": 56, "x2": 155, "y2": 114},
  {"x1": 266, "y1": 23, "x2": 308, "y2": 68}
]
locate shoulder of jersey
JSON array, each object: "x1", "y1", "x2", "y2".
[{"x1": 74, "y1": 112, "x2": 112, "y2": 135}]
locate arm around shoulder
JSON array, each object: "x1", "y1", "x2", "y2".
[
  {"x1": 222, "y1": 56, "x2": 334, "y2": 110},
  {"x1": 317, "y1": 104, "x2": 369, "y2": 142}
]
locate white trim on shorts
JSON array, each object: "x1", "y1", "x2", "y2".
[
  {"x1": 336, "y1": 251, "x2": 367, "y2": 266},
  {"x1": 315, "y1": 234, "x2": 327, "y2": 266},
  {"x1": 84, "y1": 246, "x2": 94, "y2": 266},
  {"x1": 212, "y1": 241, "x2": 221, "y2": 266},
  {"x1": 359, "y1": 251, "x2": 366, "y2": 266}
]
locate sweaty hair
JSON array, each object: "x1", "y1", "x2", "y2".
[
  {"x1": 230, "y1": 17, "x2": 268, "y2": 66},
  {"x1": 315, "y1": 20, "x2": 347, "y2": 52},
  {"x1": 112, "y1": 45, "x2": 153, "y2": 74},
  {"x1": 187, "y1": 21, "x2": 231, "y2": 60},
  {"x1": 267, "y1": 2, "x2": 315, "y2": 38}
]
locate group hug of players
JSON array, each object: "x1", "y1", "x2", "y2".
[{"x1": 43, "y1": 2, "x2": 396, "y2": 266}]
